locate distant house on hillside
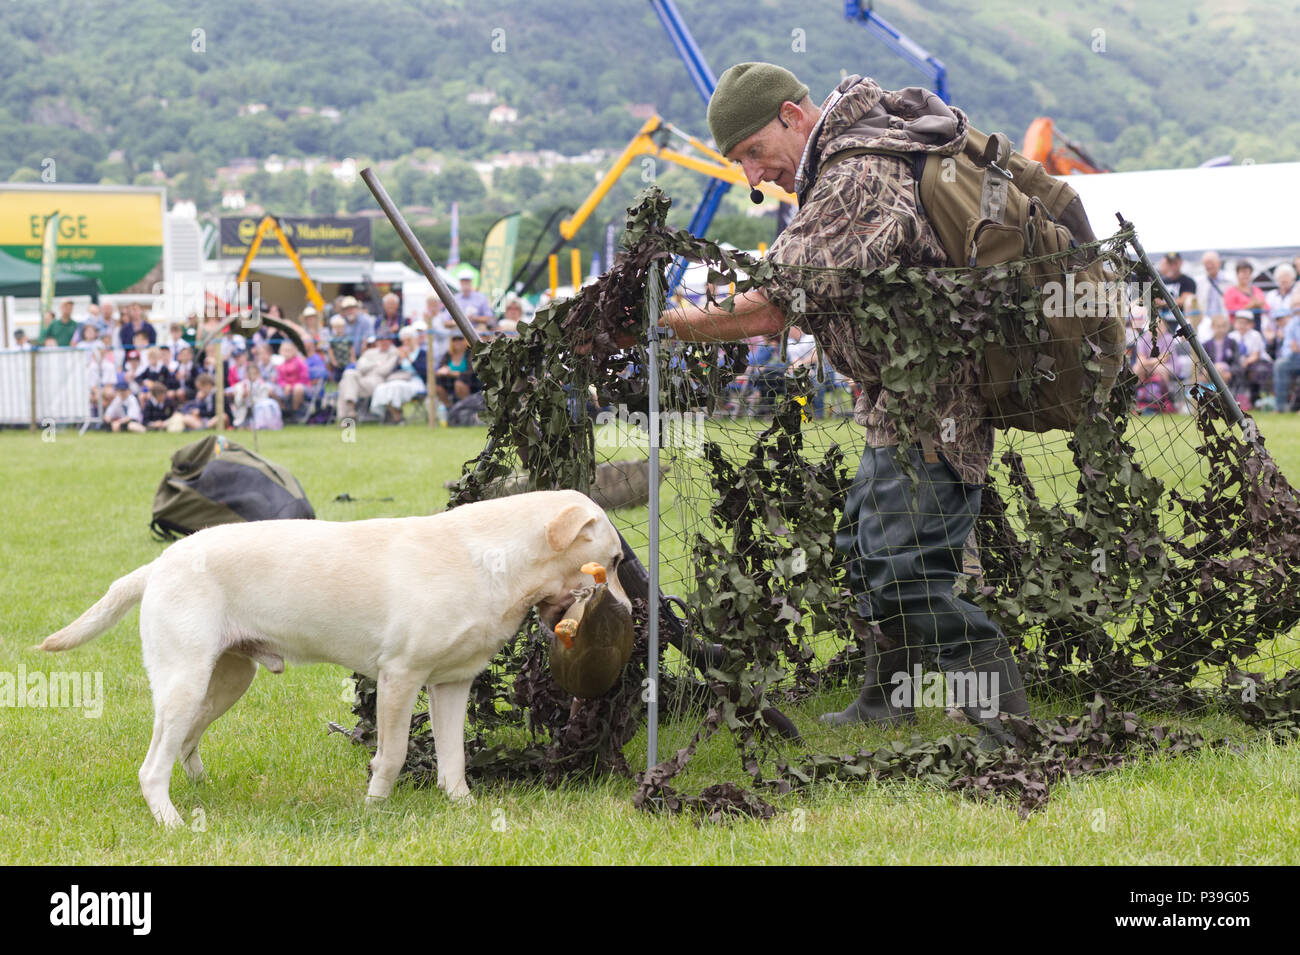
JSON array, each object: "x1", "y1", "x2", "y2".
[
  {"x1": 331, "y1": 158, "x2": 358, "y2": 183},
  {"x1": 318, "y1": 107, "x2": 341, "y2": 122},
  {"x1": 221, "y1": 190, "x2": 246, "y2": 210},
  {"x1": 238, "y1": 103, "x2": 268, "y2": 116},
  {"x1": 467, "y1": 89, "x2": 496, "y2": 106},
  {"x1": 488, "y1": 104, "x2": 518, "y2": 124}
]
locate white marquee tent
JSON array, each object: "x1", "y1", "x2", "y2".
[{"x1": 1065, "y1": 161, "x2": 1300, "y2": 263}]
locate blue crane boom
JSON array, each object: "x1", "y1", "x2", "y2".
[{"x1": 843, "y1": 1, "x2": 949, "y2": 103}]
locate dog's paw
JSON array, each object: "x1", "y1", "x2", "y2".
[
  {"x1": 153, "y1": 805, "x2": 185, "y2": 829},
  {"x1": 363, "y1": 793, "x2": 389, "y2": 811},
  {"x1": 445, "y1": 781, "x2": 473, "y2": 803}
]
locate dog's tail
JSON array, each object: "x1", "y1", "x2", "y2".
[{"x1": 37, "y1": 562, "x2": 155, "y2": 653}]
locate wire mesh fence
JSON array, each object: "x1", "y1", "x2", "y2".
[{"x1": 336, "y1": 187, "x2": 1300, "y2": 819}]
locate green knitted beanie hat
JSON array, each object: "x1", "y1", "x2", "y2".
[{"x1": 707, "y1": 62, "x2": 811, "y2": 157}]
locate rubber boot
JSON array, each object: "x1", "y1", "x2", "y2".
[
  {"x1": 820, "y1": 617, "x2": 918, "y2": 727},
  {"x1": 944, "y1": 640, "x2": 1030, "y2": 751}
]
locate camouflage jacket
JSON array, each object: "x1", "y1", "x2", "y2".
[{"x1": 765, "y1": 75, "x2": 994, "y2": 487}]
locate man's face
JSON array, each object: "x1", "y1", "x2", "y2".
[
  {"x1": 60, "y1": 301, "x2": 74, "y2": 319},
  {"x1": 727, "y1": 102, "x2": 811, "y2": 195},
  {"x1": 459, "y1": 278, "x2": 473, "y2": 295},
  {"x1": 1203, "y1": 254, "x2": 1220, "y2": 277},
  {"x1": 383, "y1": 297, "x2": 399, "y2": 317},
  {"x1": 343, "y1": 306, "x2": 358, "y2": 323}
]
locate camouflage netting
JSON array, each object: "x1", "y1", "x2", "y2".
[{"x1": 330, "y1": 187, "x2": 1300, "y2": 820}]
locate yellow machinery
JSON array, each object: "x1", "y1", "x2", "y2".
[
  {"x1": 519, "y1": 114, "x2": 796, "y2": 294},
  {"x1": 234, "y1": 215, "x2": 327, "y2": 313}
]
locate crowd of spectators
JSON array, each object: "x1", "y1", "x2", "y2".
[
  {"x1": 12, "y1": 264, "x2": 533, "y2": 431},
  {"x1": 11, "y1": 254, "x2": 1300, "y2": 430},
  {"x1": 1130, "y1": 253, "x2": 1300, "y2": 413}
]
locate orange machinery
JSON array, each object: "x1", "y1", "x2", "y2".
[{"x1": 1022, "y1": 117, "x2": 1108, "y2": 175}]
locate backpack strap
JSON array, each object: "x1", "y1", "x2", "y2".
[{"x1": 970, "y1": 131, "x2": 1013, "y2": 224}]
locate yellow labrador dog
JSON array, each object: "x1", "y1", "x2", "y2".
[{"x1": 38, "y1": 490, "x2": 630, "y2": 827}]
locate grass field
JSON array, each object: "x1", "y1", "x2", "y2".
[{"x1": 3, "y1": 415, "x2": 1299, "y2": 865}]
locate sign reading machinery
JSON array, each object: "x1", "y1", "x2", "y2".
[
  {"x1": 219, "y1": 216, "x2": 371, "y2": 259},
  {"x1": 0, "y1": 184, "x2": 164, "y2": 294}
]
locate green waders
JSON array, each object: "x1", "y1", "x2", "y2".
[{"x1": 822, "y1": 444, "x2": 1030, "y2": 748}]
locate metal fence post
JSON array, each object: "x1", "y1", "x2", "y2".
[{"x1": 645, "y1": 267, "x2": 664, "y2": 770}]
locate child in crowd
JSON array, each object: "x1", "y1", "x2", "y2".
[
  {"x1": 230, "y1": 362, "x2": 282, "y2": 430},
  {"x1": 274, "y1": 341, "x2": 311, "y2": 415},
  {"x1": 103, "y1": 376, "x2": 144, "y2": 432},
  {"x1": 170, "y1": 344, "x2": 199, "y2": 404},
  {"x1": 326, "y1": 314, "x2": 353, "y2": 382},
  {"x1": 141, "y1": 380, "x2": 178, "y2": 431}
]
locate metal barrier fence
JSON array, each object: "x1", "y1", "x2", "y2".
[{"x1": 0, "y1": 347, "x2": 93, "y2": 427}]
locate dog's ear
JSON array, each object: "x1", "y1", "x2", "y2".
[{"x1": 546, "y1": 504, "x2": 596, "y2": 553}]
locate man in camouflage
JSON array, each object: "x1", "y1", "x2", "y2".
[{"x1": 659, "y1": 62, "x2": 1029, "y2": 748}]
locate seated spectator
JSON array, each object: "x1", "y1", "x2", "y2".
[
  {"x1": 12, "y1": 328, "x2": 29, "y2": 350},
  {"x1": 1223, "y1": 260, "x2": 1268, "y2": 328},
  {"x1": 336, "y1": 295, "x2": 374, "y2": 358},
  {"x1": 1200, "y1": 314, "x2": 1239, "y2": 386},
  {"x1": 74, "y1": 323, "x2": 101, "y2": 348},
  {"x1": 424, "y1": 294, "x2": 455, "y2": 370},
  {"x1": 325, "y1": 314, "x2": 354, "y2": 381},
  {"x1": 128, "y1": 331, "x2": 151, "y2": 371},
  {"x1": 229, "y1": 362, "x2": 283, "y2": 430},
  {"x1": 496, "y1": 295, "x2": 526, "y2": 336},
  {"x1": 104, "y1": 376, "x2": 144, "y2": 432},
  {"x1": 785, "y1": 325, "x2": 830, "y2": 418},
  {"x1": 1198, "y1": 251, "x2": 1229, "y2": 320},
  {"x1": 250, "y1": 341, "x2": 275, "y2": 381},
  {"x1": 1230, "y1": 310, "x2": 1272, "y2": 405},
  {"x1": 1130, "y1": 305, "x2": 1180, "y2": 413},
  {"x1": 274, "y1": 341, "x2": 311, "y2": 415},
  {"x1": 299, "y1": 305, "x2": 323, "y2": 346},
  {"x1": 748, "y1": 333, "x2": 788, "y2": 414},
  {"x1": 170, "y1": 344, "x2": 199, "y2": 403},
  {"x1": 301, "y1": 336, "x2": 329, "y2": 384},
  {"x1": 162, "y1": 322, "x2": 187, "y2": 359},
  {"x1": 180, "y1": 373, "x2": 229, "y2": 430},
  {"x1": 118, "y1": 302, "x2": 156, "y2": 349},
  {"x1": 338, "y1": 333, "x2": 400, "y2": 420},
  {"x1": 1274, "y1": 308, "x2": 1300, "y2": 412},
  {"x1": 41, "y1": 299, "x2": 80, "y2": 347},
  {"x1": 375, "y1": 292, "x2": 404, "y2": 337},
  {"x1": 141, "y1": 381, "x2": 178, "y2": 431},
  {"x1": 434, "y1": 332, "x2": 479, "y2": 408},
  {"x1": 1266, "y1": 266, "x2": 1297, "y2": 332},
  {"x1": 83, "y1": 303, "x2": 106, "y2": 336},
  {"x1": 227, "y1": 350, "x2": 250, "y2": 388},
  {"x1": 370, "y1": 325, "x2": 429, "y2": 424},
  {"x1": 1157, "y1": 253, "x2": 1197, "y2": 311},
  {"x1": 86, "y1": 343, "x2": 117, "y2": 416},
  {"x1": 121, "y1": 349, "x2": 142, "y2": 389},
  {"x1": 135, "y1": 347, "x2": 179, "y2": 394},
  {"x1": 453, "y1": 269, "x2": 495, "y2": 336}
]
